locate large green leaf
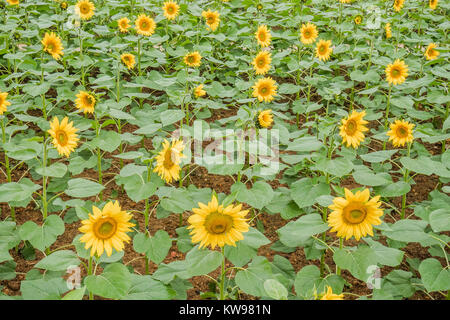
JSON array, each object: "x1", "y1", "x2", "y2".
[
  {"x1": 64, "y1": 178, "x2": 105, "y2": 198},
  {"x1": 18, "y1": 215, "x2": 65, "y2": 252},
  {"x1": 277, "y1": 214, "x2": 329, "y2": 247},
  {"x1": 418, "y1": 258, "x2": 450, "y2": 292},
  {"x1": 84, "y1": 263, "x2": 131, "y2": 300}
]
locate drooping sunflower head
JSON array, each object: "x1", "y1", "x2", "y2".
[
  {"x1": 121, "y1": 53, "x2": 136, "y2": 70},
  {"x1": 339, "y1": 110, "x2": 369, "y2": 149},
  {"x1": 0, "y1": 91, "x2": 11, "y2": 115},
  {"x1": 258, "y1": 109, "x2": 273, "y2": 128},
  {"x1": 328, "y1": 188, "x2": 383, "y2": 241},
  {"x1": 79, "y1": 201, "x2": 135, "y2": 257},
  {"x1": 118, "y1": 17, "x2": 131, "y2": 33},
  {"x1": 385, "y1": 23, "x2": 392, "y2": 38},
  {"x1": 252, "y1": 51, "x2": 272, "y2": 75},
  {"x1": 252, "y1": 77, "x2": 277, "y2": 103},
  {"x1": 202, "y1": 9, "x2": 220, "y2": 31},
  {"x1": 320, "y1": 286, "x2": 344, "y2": 300},
  {"x1": 75, "y1": 90, "x2": 96, "y2": 114},
  {"x1": 187, "y1": 195, "x2": 250, "y2": 249},
  {"x1": 194, "y1": 84, "x2": 206, "y2": 98},
  {"x1": 41, "y1": 32, "x2": 64, "y2": 60},
  {"x1": 429, "y1": 0, "x2": 438, "y2": 9},
  {"x1": 47, "y1": 117, "x2": 79, "y2": 158},
  {"x1": 424, "y1": 43, "x2": 439, "y2": 60},
  {"x1": 153, "y1": 139, "x2": 186, "y2": 184},
  {"x1": 354, "y1": 15, "x2": 363, "y2": 25},
  {"x1": 183, "y1": 51, "x2": 202, "y2": 67},
  {"x1": 315, "y1": 39, "x2": 333, "y2": 62},
  {"x1": 255, "y1": 25, "x2": 271, "y2": 47},
  {"x1": 135, "y1": 14, "x2": 156, "y2": 36},
  {"x1": 6, "y1": 0, "x2": 19, "y2": 5},
  {"x1": 300, "y1": 23, "x2": 318, "y2": 45},
  {"x1": 75, "y1": 0, "x2": 95, "y2": 20},
  {"x1": 163, "y1": 1, "x2": 180, "y2": 20},
  {"x1": 393, "y1": 0, "x2": 404, "y2": 12},
  {"x1": 387, "y1": 119, "x2": 414, "y2": 147},
  {"x1": 385, "y1": 59, "x2": 408, "y2": 85}
]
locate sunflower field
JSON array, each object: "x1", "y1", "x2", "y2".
[{"x1": 0, "y1": 0, "x2": 449, "y2": 302}]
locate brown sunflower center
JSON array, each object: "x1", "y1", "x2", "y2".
[
  {"x1": 94, "y1": 217, "x2": 117, "y2": 239},
  {"x1": 345, "y1": 119, "x2": 357, "y2": 135},
  {"x1": 391, "y1": 67, "x2": 400, "y2": 77},
  {"x1": 319, "y1": 45, "x2": 327, "y2": 54},
  {"x1": 83, "y1": 95, "x2": 94, "y2": 107},
  {"x1": 56, "y1": 130, "x2": 68, "y2": 146},
  {"x1": 163, "y1": 148, "x2": 176, "y2": 169},
  {"x1": 343, "y1": 204, "x2": 367, "y2": 224},
  {"x1": 258, "y1": 58, "x2": 265, "y2": 66},
  {"x1": 187, "y1": 55, "x2": 195, "y2": 63},
  {"x1": 80, "y1": 4, "x2": 89, "y2": 14},
  {"x1": 396, "y1": 126, "x2": 408, "y2": 138},
  {"x1": 304, "y1": 30, "x2": 311, "y2": 38},
  {"x1": 260, "y1": 86, "x2": 269, "y2": 95},
  {"x1": 204, "y1": 212, "x2": 233, "y2": 235},
  {"x1": 207, "y1": 16, "x2": 215, "y2": 24},
  {"x1": 259, "y1": 32, "x2": 266, "y2": 41}
]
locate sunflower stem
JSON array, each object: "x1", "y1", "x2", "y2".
[
  {"x1": 383, "y1": 85, "x2": 392, "y2": 150},
  {"x1": 42, "y1": 139, "x2": 48, "y2": 221},
  {"x1": 320, "y1": 207, "x2": 328, "y2": 278},
  {"x1": 1, "y1": 116, "x2": 15, "y2": 221},
  {"x1": 95, "y1": 113, "x2": 103, "y2": 201},
  {"x1": 88, "y1": 256, "x2": 93, "y2": 300},
  {"x1": 336, "y1": 238, "x2": 343, "y2": 276},
  {"x1": 401, "y1": 142, "x2": 411, "y2": 219},
  {"x1": 219, "y1": 246, "x2": 226, "y2": 300},
  {"x1": 144, "y1": 159, "x2": 153, "y2": 230}
]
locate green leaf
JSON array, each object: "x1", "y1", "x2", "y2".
[
  {"x1": 185, "y1": 246, "x2": 223, "y2": 277},
  {"x1": 92, "y1": 130, "x2": 122, "y2": 153},
  {"x1": 419, "y1": 258, "x2": 450, "y2": 292},
  {"x1": 360, "y1": 150, "x2": 397, "y2": 163},
  {"x1": 382, "y1": 220, "x2": 429, "y2": 243},
  {"x1": 152, "y1": 261, "x2": 190, "y2": 284},
  {"x1": 400, "y1": 157, "x2": 435, "y2": 175},
  {"x1": 34, "y1": 250, "x2": 80, "y2": 271},
  {"x1": 429, "y1": 209, "x2": 450, "y2": 232},
  {"x1": 160, "y1": 188, "x2": 195, "y2": 214},
  {"x1": 18, "y1": 215, "x2": 65, "y2": 252},
  {"x1": 133, "y1": 230, "x2": 172, "y2": 265},
  {"x1": 21, "y1": 277, "x2": 68, "y2": 300},
  {"x1": 65, "y1": 178, "x2": 105, "y2": 198},
  {"x1": 35, "y1": 163, "x2": 67, "y2": 178},
  {"x1": 23, "y1": 82, "x2": 50, "y2": 97},
  {"x1": 231, "y1": 181, "x2": 274, "y2": 210},
  {"x1": 84, "y1": 263, "x2": 131, "y2": 300},
  {"x1": 290, "y1": 178, "x2": 330, "y2": 208},
  {"x1": 364, "y1": 238, "x2": 404, "y2": 267},
  {"x1": 263, "y1": 279, "x2": 288, "y2": 300},
  {"x1": 333, "y1": 246, "x2": 378, "y2": 281},
  {"x1": 235, "y1": 256, "x2": 274, "y2": 297},
  {"x1": 122, "y1": 274, "x2": 175, "y2": 300},
  {"x1": 62, "y1": 287, "x2": 86, "y2": 300},
  {"x1": 0, "y1": 181, "x2": 41, "y2": 203},
  {"x1": 277, "y1": 213, "x2": 329, "y2": 247},
  {"x1": 0, "y1": 261, "x2": 16, "y2": 280},
  {"x1": 294, "y1": 265, "x2": 320, "y2": 298},
  {"x1": 134, "y1": 123, "x2": 162, "y2": 135},
  {"x1": 160, "y1": 110, "x2": 185, "y2": 127},
  {"x1": 376, "y1": 181, "x2": 411, "y2": 197},
  {"x1": 313, "y1": 157, "x2": 353, "y2": 177},
  {"x1": 353, "y1": 170, "x2": 391, "y2": 186},
  {"x1": 287, "y1": 137, "x2": 323, "y2": 152}
]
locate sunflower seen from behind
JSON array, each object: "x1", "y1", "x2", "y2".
[
  {"x1": 75, "y1": 0, "x2": 95, "y2": 20},
  {"x1": 252, "y1": 51, "x2": 271, "y2": 75},
  {"x1": 424, "y1": 43, "x2": 439, "y2": 60},
  {"x1": 385, "y1": 59, "x2": 408, "y2": 85},
  {"x1": 258, "y1": 109, "x2": 273, "y2": 128},
  {"x1": 255, "y1": 25, "x2": 271, "y2": 47},
  {"x1": 202, "y1": 9, "x2": 220, "y2": 31},
  {"x1": 387, "y1": 119, "x2": 414, "y2": 147},
  {"x1": 300, "y1": 23, "x2": 318, "y2": 45},
  {"x1": 153, "y1": 139, "x2": 186, "y2": 184},
  {"x1": 163, "y1": 1, "x2": 179, "y2": 20},
  {"x1": 41, "y1": 32, "x2": 64, "y2": 60},
  {"x1": 315, "y1": 39, "x2": 332, "y2": 62},
  {"x1": 339, "y1": 110, "x2": 369, "y2": 149},
  {"x1": 252, "y1": 77, "x2": 277, "y2": 103},
  {"x1": 75, "y1": 90, "x2": 96, "y2": 114},
  {"x1": 184, "y1": 51, "x2": 202, "y2": 67},
  {"x1": 121, "y1": 53, "x2": 136, "y2": 70},
  {"x1": 135, "y1": 14, "x2": 156, "y2": 36},
  {"x1": 0, "y1": 91, "x2": 11, "y2": 115},
  {"x1": 187, "y1": 195, "x2": 250, "y2": 249},
  {"x1": 118, "y1": 17, "x2": 131, "y2": 33},
  {"x1": 48, "y1": 117, "x2": 79, "y2": 158}
]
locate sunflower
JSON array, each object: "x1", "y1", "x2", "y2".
[
  {"x1": 183, "y1": 51, "x2": 202, "y2": 67},
  {"x1": 47, "y1": 117, "x2": 79, "y2": 158},
  {"x1": 135, "y1": 14, "x2": 156, "y2": 36},
  {"x1": 252, "y1": 77, "x2": 277, "y2": 103},
  {"x1": 6, "y1": 0, "x2": 19, "y2": 5},
  {"x1": 0, "y1": 91, "x2": 11, "y2": 115},
  {"x1": 339, "y1": 110, "x2": 369, "y2": 148},
  {"x1": 118, "y1": 17, "x2": 131, "y2": 33},
  {"x1": 163, "y1": 1, "x2": 179, "y2": 20},
  {"x1": 194, "y1": 84, "x2": 206, "y2": 98},
  {"x1": 153, "y1": 139, "x2": 186, "y2": 184},
  {"x1": 300, "y1": 23, "x2": 318, "y2": 45},
  {"x1": 320, "y1": 286, "x2": 344, "y2": 300},
  {"x1": 354, "y1": 15, "x2": 362, "y2": 25},
  {"x1": 424, "y1": 43, "x2": 439, "y2": 60},
  {"x1": 429, "y1": 0, "x2": 438, "y2": 9},
  {"x1": 60, "y1": 1, "x2": 68, "y2": 9},
  {"x1": 385, "y1": 59, "x2": 408, "y2": 85},
  {"x1": 385, "y1": 23, "x2": 392, "y2": 38},
  {"x1": 41, "y1": 32, "x2": 64, "y2": 60},
  {"x1": 79, "y1": 201, "x2": 135, "y2": 257},
  {"x1": 121, "y1": 53, "x2": 136, "y2": 69},
  {"x1": 328, "y1": 188, "x2": 383, "y2": 241},
  {"x1": 387, "y1": 119, "x2": 414, "y2": 147},
  {"x1": 75, "y1": 0, "x2": 95, "y2": 20},
  {"x1": 315, "y1": 39, "x2": 332, "y2": 62},
  {"x1": 258, "y1": 109, "x2": 273, "y2": 128},
  {"x1": 255, "y1": 25, "x2": 271, "y2": 47},
  {"x1": 202, "y1": 9, "x2": 220, "y2": 31},
  {"x1": 338, "y1": 0, "x2": 352, "y2": 3},
  {"x1": 187, "y1": 195, "x2": 250, "y2": 249},
  {"x1": 393, "y1": 0, "x2": 404, "y2": 12},
  {"x1": 252, "y1": 51, "x2": 272, "y2": 75},
  {"x1": 75, "y1": 90, "x2": 96, "y2": 114}
]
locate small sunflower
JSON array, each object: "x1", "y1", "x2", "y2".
[
  {"x1": 6, "y1": 0, "x2": 19, "y2": 5},
  {"x1": 429, "y1": 0, "x2": 438, "y2": 9},
  {"x1": 252, "y1": 77, "x2": 277, "y2": 103},
  {"x1": 47, "y1": 117, "x2": 79, "y2": 158},
  {"x1": 60, "y1": 1, "x2": 68, "y2": 9},
  {"x1": 339, "y1": 0, "x2": 352, "y2": 3},
  {"x1": 163, "y1": 1, "x2": 180, "y2": 20},
  {"x1": 256, "y1": 3, "x2": 263, "y2": 10},
  {"x1": 187, "y1": 195, "x2": 250, "y2": 249},
  {"x1": 393, "y1": 0, "x2": 404, "y2": 12},
  {"x1": 118, "y1": 17, "x2": 131, "y2": 33},
  {"x1": 252, "y1": 51, "x2": 272, "y2": 75},
  {"x1": 121, "y1": 53, "x2": 136, "y2": 70},
  {"x1": 135, "y1": 14, "x2": 156, "y2": 36},
  {"x1": 385, "y1": 59, "x2": 408, "y2": 85},
  {"x1": 79, "y1": 201, "x2": 135, "y2": 257},
  {"x1": 385, "y1": 23, "x2": 392, "y2": 38},
  {"x1": 153, "y1": 139, "x2": 186, "y2": 184},
  {"x1": 255, "y1": 25, "x2": 271, "y2": 47},
  {"x1": 339, "y1": 110, "x2": 369, "y2": 148},
  {"x1": 315, "y1": 39, "x2": 332, "y2": 62},
  {"x1": 41, "y1": 32, "x2": 64, "y2": 60},
  {"x1": 75, "y1": 90, "x2": 96, "y2": 114},
  {"x1": 354, "y1": 15, "x2": 363, "y2": 25},
  {"x1": 320, "y1": 286, "x2": 344, "y2": 300},
  {"x1": 387, "y1": 119, "x2": 414, "y2": 147},
  {"x1": 75, "y1": 0, "x2": 95, "y2": 20},
  {"x1": 300, "y1": 23, "x2": 318, "y2": 45},
  {"x1": 328, "y1": 188, "x2": 383, "y2": 241},
  {"x1": 258, "y1": 109, "x2": 273, "y2": 128},
  {"x1": 424, "y1": 43, "x2": 439, "y2": 60},
  {"x1": 202, "y1": 9, "x2": 220, "y2": 31},
  {"x1": 0, "y1": 91, "x2": 11, "y2": 115},
  {"x1": 194, "y1": 84, "x2": 206, "y2": 98},
  {"x1": 183, "y1": 51, "x2": 202, "y2": 67}
]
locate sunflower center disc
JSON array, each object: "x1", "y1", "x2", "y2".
[
  {"x1": 319, "y1": 45, "x2": 326, "y2": 54},
  {"x1": 168, "y1": 7, "x2": 174, "y2": 13},
  {"x1": 344, "y1": 206, "x2": 367, "y2": 224},
  {"x1": 397, "y1": 126, "x2": 408, "y2": 137},
  {"x1": 346, "y1": 120, "x2": 357, "y2": 135},
  {"x1": 259, "y1": 33, "x2": 266, "y2": 41},
  {"x1": 81, "y1": 5, "x2": 89, "y2": 13},
  {"x1": 95, "y1": 218, "x2": 117, "y2": 239},
  {"x1": 260, "y1": 87, "x2": 268, "y2": 94},
  {"x1": 57, "y1": 131, "x2": 68, "y2": 146},
  {"x1": 163, "y1": 148, "x2": 176, "y2": 169},
  {"x1": 258, "y1": 58, "x2": 264, "y2": 66},
  {"x1": 392, "y1": 68, "x2": 400, "y2": 77},
  {"x1": 205, "y1": 212, "x2": 233, "y2": 235}
]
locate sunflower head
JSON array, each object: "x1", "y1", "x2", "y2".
[
  {"x1": 385, "y1": 59, "x2": 408, "y2": 85},
  {"x1": 0, "y1": 91, "x2": 11, "y2": 115},
  {"x1": 255, "y1": 25, "x2": 271, "y2": 47},
  {"x1": 393, "y1": 0, "x2": 404, "y2": 12},
  {"x1": 187, "y1": 195, "x2": 250, "y2": 249},
  {"x1": 79, "y1": 201, "x2": 135, "y2": 257},
  {"x1": 60, "y1": 1, "x2": 68, "y2": 9},
  {"x1": 424, "y1": 43, "x2": 439, "y2": 60},
  {"x1": 75, "y1": 0, "x2": 95, "y2": 20},
  {"x1": 387, "y1": 119, "x2": 414, "y2": 147},
  {"x1": 315, "y1": 39, "x2": 332, "y2": 62},
  {"x1": 385, "y1": 23, "x2": 392, "y2": 38},
  {"x1": 328, "y1": 188, "x2": 383, "y2": 241},
  {"x1": 354, "y1": 15, "x2": 363, "y2": 25},
  {"x1": 300, "y1": 23, "x2": 318, "y2": 45},
  {"x1": 163, "y1": 1, "x2": 180, "y2": 20},
  {"x1": 339, "y1": 0, "x2": 352, "y2": 3},
  {"x1": 429, "y1": 0, "x2": 438, "y2": 9},
  {"x1": 252, "y1": 77, "x2": 277, "y2": 103},
  {"x1": 47, "y1": 117, "x2": 79, "y2": 158},
  {"x1": 256, "y1": 3, "x2": 263, "y2": 10},
  {"x1": 339, "y1": 110, "x2": 369, "y2": 149},
  {"x1": 121, "y1": 53, "x2": 136, "y2": 70},
  {"x1": 41, "y1": 32, "x2": 64, "y2": 60},
  {"x1": 252, "y1": 51, "x2": 272, "y2": 75},
  {"x1": 6, "y1": 0, "x2": 19, "y2": 5},
  {"x1": 194, "y1": 84, "x2": 206, "y2": 98},
  {"x1": 135, "y1": 14, "x2": 156, "y2": 36},
  {"x1": 320, "y1": 286, "x2": 344, "y2": 300},
  {"x1": 153, "y1": 139, "x2": 186, "y2": 183},
  {"x1": 75, "y1": 90, "x2": 96, "y2": 114},
  {"x1": 258, "y1": 109, "x2": 273, "y2": 128},
  {"x1": 183, "y1": 51, "x2": 202, "y2": 67},
  {"x1": 202, "y1": 9, "x2": 220, "y2": 31},
  {"x1": 118, "y1": 17, "x2": 131, "y2": 33}
]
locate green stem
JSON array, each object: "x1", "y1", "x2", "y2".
[
  {"x1": 337, "y1": 238, "x2": 343, "y2": 275},
  {"x1": 1, "y1": 116, "x2": 15, "y2": 221},
  {"x1": 95, "y1": 114, "x2": 103, "y2": 200},
  {"x1": 383, "y1": 85, "x2": 392, "y2": 150},
  {"x1": 219, "y1": 246, "x2": 225, "y2": 300},
  {"x1": 88, "y1": 256, "x2": 93, "y2": 300},
  {"x1": 401, "y1": 142, "x2": 411, "y2": 219},
  {"x1": 320, "y1": 207, "x2": 328, "y2": 277},
  {"x1": 144, "y1": 160, "x2": 153, "y2": 230},
  {"x1": 42, "y1": 140, "x2": 48, "y2": 220}
]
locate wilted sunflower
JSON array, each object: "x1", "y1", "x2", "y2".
[
  {"x1": 315, "y1": 39, "x2": 332, "y2": 62},
  {"x1": 121, "y1": 53, "x2": 136, "y2": 69},
  {"x1": 300, "y1": 23, "x2": 318, "y2": 45},
  {"x1": 41, "y1": 32, "x2": 64, "y2": 60},
  {"x1": 6, "y1": 0, "x2": 19, "y2": 5},
  {"x1": 153, "y1": 139, "x2": 186, "y2": 184},
  {"x1": 429, "y1": 0, "x2": 438, "y2": 9},
  {"x1": 252, "y1": 51, "x2": 272, "y2": 75},
  {"x1": 393, "y1": 0, "x2": 404, "y2": 12},
  {"x1": 387, "y1": 119, "x2": 414, "y2": 147},
  {"x1": 258, "y1": 109, "x2": 273, "y2": 128},
  {"x1": 385, "y1": 59, "x2": 408, "y2": 85},
  {"x1": 163, "y1": 1, "x2": 179, "y2": 20},
  {"x1": 75, "y1": 0, "x2": 95, "y2": 20},
  {"x1": 328, "y1": 188, "x2": 383, "y2": 241},
  {"x1": 320, "y1": 286, "x2": 344, "y2": 300},
  {"x1": 385, "y1": 23, "x2": 392, "y2": 38},
  {"x1": 0, "y1": 91, "x2": 11, "y2": 115},
  {"x1": 252, "y1": 77, "x2": 277, "y2": 103},
  {"x1": 339, "y1": 110, "x2": 369, "y2": 148},
  {"x1": 184, "y1": 51, "x2": 202, "y2": 67},
  {"x1": 187, "y1": 195, "x2": 250, "y2": 249},
  {"x1": 79, "y1": 201, "x2": 135, "y2": 257},
  {"x1": 354, "y1": 15, "x2": 362, "y2": 25},
  {"x1": 118, "y1": 17, "x2": 131, "y2": 33},
  {"x1": 75, "y1": 90, "x2": 96, "y2": 114},
  {"x1": 194, "y1": 84, "x2": 206, "y2": 98},
  {"x1": 255, "y1": 25, "x2": 271, "y2": 47},
  {"x1": 47, "y1": 117, "x2": 79, "y2": 158},
  {"x1": 135, "y1": 14, "x2": 156, "y2": 36},
  {"x1": 202, "y1": 9, "x2": 220, "y2": 31},
  {"x1": 424, "y1": 43, "x2": 439, "y2": 60}
]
